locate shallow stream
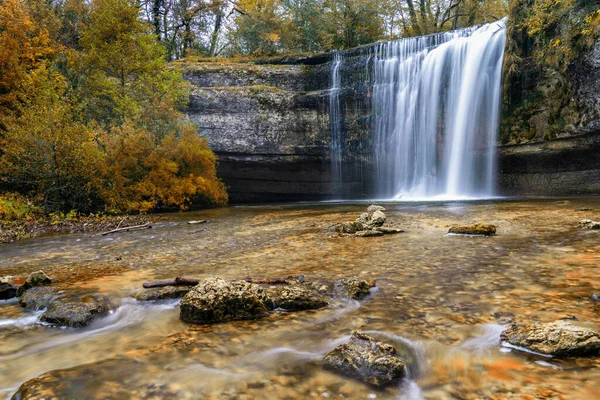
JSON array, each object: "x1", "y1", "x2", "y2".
[{"x1": 1, "y1": 198, "x2": 599, "y2": 399}]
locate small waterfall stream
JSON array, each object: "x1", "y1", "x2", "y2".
[
  {"x1": 329, "y1": 52, "x2": 343, "y2": 196},
  {"x1": 329, "y1": 20, "x2": 506, "y2": 200}
]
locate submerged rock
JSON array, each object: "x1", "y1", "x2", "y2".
[
  {"x1": 373, "y1": 227, "x2": 404, "y2": 234},
  {"x1": 19, "y1": 287, "x2": 60, "y2": 310},
  {"x1": 180, "y1": 277, "x2": 272, "y2": 324},
  {"x1": 40, "y1": 295, "x2": 111, "y2": 328},
  {"x1": 17, "y1": 271, "x2": 53, "y2": 296},
  {"x1": 336, "y1": 221, "x2": 364, "y2": 234},
  {"x1": 500, "y1": 320, "x2": 600, "y2": 357},
  {"x1": 355, "y1": 230, "x2": 384, "y2": 237},
  {"x1": 323, "y1": 330, "x2": 407, "y2": 386},
  {"x1": 334, "y1": 278, "x2": 374, "y2": 300},
  {"x1": 448, "y1": 224, "x2": 497, "y2": 236},
  {"x1": 0, "y1": 275, "x2": 15, "y2": 284},
  {"x1": 134, "y1": 286, "x2": 191, "y2": 301},
  {"x1": 0, "y1": 282, "x2": 18, "y2": 300},
  {"x1": 579, "y1": 219, "x2": 600, "y2": 229},
  {"x1": 271, "y1": 284, "x2": 329, "y2": 311}
]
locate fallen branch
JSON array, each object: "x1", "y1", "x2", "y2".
[
  {"x1": 100, "y1": 223, "x2": 152, "y2": 236},
  {"x1": 143, "y1": 276, "x2": 199, "y2": 288}
]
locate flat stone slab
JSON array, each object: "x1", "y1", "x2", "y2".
[
  {"x1": 448, "y1": 224, "x2": 496, "y2": 236},
  {"x1": 500, "y1": 320, "x2": 600, "y2": 357},
  {"x1": 134, "y1": 286, "x2": 191, "y2": 301}
]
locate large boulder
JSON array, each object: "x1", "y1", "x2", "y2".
[
  {"x1": 180, "y1": 277, "x2": 272, "y2": 324},
  {"x1": 19, "y1": 287, "x2": 59, "y2": 310},
  {"x1": 271, "y1": 284, "x2": 329, "y2": 311},
  {"x1": 500, "y1": 320, "x2": 600, "y2": 357},
  {"x1": 0, "y1": 282, "x2": 17, "y2": 300},
  {"x1": 134, "y1": 286, "x2": 191, "y2": 301},
  {"x1": 334, "y1": 278, "x2": 374, "y2": 300},
  {"x1": 40, "y1": 295, "x2": 111, "y2": 328},
  {"x1": 17, "y1": 271, "x2": 52, "y2": 296},
  {"x1": 324, "y1": 330, "x2": 407, "y2": 386},
  {"x1": 448, "y1": 224, "x2": 496, "y2": 236},
  {"x1": 369, "y1": 210, "x2": 386, "y2": 227}
]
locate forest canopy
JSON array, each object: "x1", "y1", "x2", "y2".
[
  {"x1": 145, "y1": 0, "x2": 509, "y2": 58},
  {"x1": 0, "y1": 0, "x2": 228, "y2": 214}
]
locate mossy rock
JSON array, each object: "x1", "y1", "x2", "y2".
[
  {"x1": 180, "y1": 277, "x2": 272, "y2": 324},
  {"x1": 271, "y1": 284, "x2": 329, "y2": 311},
  {"x1": 448, "y1": 224, "x2": 497, "y2": 236},
  {"x1": 323, "y1": 330, "x2": 407, "y2": 387}
]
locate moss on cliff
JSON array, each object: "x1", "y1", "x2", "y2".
[{"x1": 502, "y1": 0, "x2": 600, "y2": 144}]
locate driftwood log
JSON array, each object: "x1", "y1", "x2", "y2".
[
  {"x1": 142, "y1": 275, "x2": 303, "y2": 289},
  {"x1": 143, "y1": 276, "x2": 199, "y2": 288},
  {"x1": 100, "y1": 223, "x2": 152, "y2": 236}
]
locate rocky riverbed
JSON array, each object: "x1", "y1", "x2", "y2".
[{"x1": 1, "y1": 198, "x2": 600, "y2": 399}]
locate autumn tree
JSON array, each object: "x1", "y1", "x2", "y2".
[
  {"x1": 77, "y1": 0, "x2": 227, "y2": 211},
  {"x1": 0, "y1": 66, "x2": 103, "y2": 211},
  {"x1": 0, "y1": 0, "x2": 54, "y2": 123}
]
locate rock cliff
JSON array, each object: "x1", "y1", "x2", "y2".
[
  {"x1": 181, "y1": 3, "x2": 600, "y2": 202},
  {"x1": 179, "y1": 58, "x2": 372, "y2": 202}
]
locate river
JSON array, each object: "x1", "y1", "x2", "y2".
[{"x1": 1, "y1": 198, "x2": 599, "y2": 399}]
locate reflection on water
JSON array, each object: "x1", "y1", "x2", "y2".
[{"x1": 1, "y1": 199, "x2": 600, "y2": 399}]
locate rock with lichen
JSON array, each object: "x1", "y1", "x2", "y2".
[
  {"x1": 500, "y1": 320, "x2": 600, "y2": 357},
  {"x1": 134, "y1": 286, "x2": 191, "y2": 302},
  {"x1": 180, "y1": 277, "x2": 272, "y2": 324},
  {"x1": 19, "y1": 287, "x2": 60, "y2": 310},
  {"x1": 40, "y1": 295, "x2": 112, "y2": 328},
  {"x1": 271, "y1": 284, "x2": 329, "y2": 311},
  {"x1": 323, "y1": 330, "x2": 407, "y2": 386},
  {"x1": 334, "y1": 278, "x2": 374, "y2": 300},
  {"x1": 448, "y1": 224, "x2": 496, "y2": 236},
  {"x1": 17, "y1": 271, "x2": 53, "y2": 296}
]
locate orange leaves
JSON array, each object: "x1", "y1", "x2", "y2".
[
  {"x1": 97, "y1": 123, "x2": 227, "y2": 213},
  {"x1": 0, "y1": 0, "x2": 55, "y2": 118}
]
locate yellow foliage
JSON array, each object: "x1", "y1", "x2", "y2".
[
  {"x1": 98, "y1": 123, "x2": 227, "y2": 213},
  {"x1": 0, "y1": 0, "x2": 54, "y2": 119}
]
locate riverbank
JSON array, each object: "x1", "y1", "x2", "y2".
[
  {"x1": 1, "y1": 198, "x2": 599, "y2": 399},
  {"x1": 0, "y1": 194, "x2": 158, "y2": 244}
]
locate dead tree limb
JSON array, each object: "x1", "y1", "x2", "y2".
[
  {"x1": 100, "y1": 223, "x2": 152, "y2": 236},
  {"x1": 143, "y1": 276, "x2": 200, "y2": 288}
]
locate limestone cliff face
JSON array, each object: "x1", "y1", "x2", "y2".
[
  {"x1": 499, "y1": 0, "x2": 600, "y2": 195},
  {"x1": 180, "y1": 59, "x2": 372, "y2": 202}
]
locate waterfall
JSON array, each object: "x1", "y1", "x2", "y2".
[
  {"x1": 329, "y1": 52, "x2": 343, "y2": 196},
  {"x1": 328, "y1": 20, "x2": 506, "y2": 200},
  {"x1": 372, "y1": 21, "x2": 506, "y2": 200}
]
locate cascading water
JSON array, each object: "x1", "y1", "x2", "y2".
[
  {"x1": 329, "y1": 52, "x2": 343, "y2": 196},
  {"x1": 372, "y1": 21, "x2": 506, "y2": 200},
  {"x1": 328, "y1": 20, "x2": 506, "y2": 200}
]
